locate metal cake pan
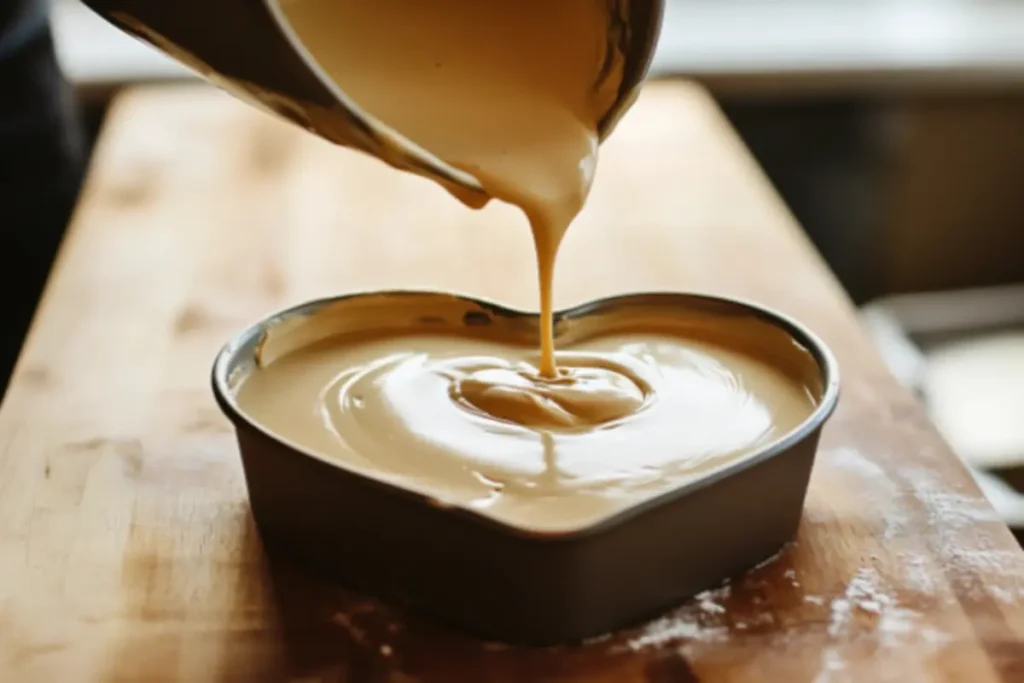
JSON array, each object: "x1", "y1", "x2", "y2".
[{"x1": 212, "y1": 291, "x2": 840, "y2": 645}]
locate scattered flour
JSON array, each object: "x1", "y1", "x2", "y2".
[
  {"x1": 826, "y1": 448, "x2": 908, "y2": 540},
  {"x1": 906, "y1": 467, "x2": 1024, "y2": 597},
  {"x1": 623, "y1": 563, "x2": 955, "y2": 683},
  {"x1": 812, "y1": 648, "x2": 846, "y2": 683},
  {"x1": 752, "y1": 550, "x2": 785, "y2": 572},
  {"x1": 696, "y1": 585, "x2": 732, "y2": 602},
  {"x1": 581, "y1": 632, "x2": 613, "y2": 646},
  {"x1": 988, "y1": 585, "x2": 1016, "y2": 605},
  {"x1": 622, "y1": 551, "x2": 802, "y2": 653},
  {"x1": 618, "y1": 446, "x2": 1016, "y2": 676},
  {"x1": 625, "y1": 584, "x2": 733, "y2": 652},
  {"x1": 814, "y1": 567, "x2": 950, "y2": 682},
  {"x1": 825, "y1": 568, "x2": 928, "y2": 647},
  {"x1": 907, "y1": 468, "x2": 1001, "y2": 530},
  {"x1": 898, "y1": 553, "x2": 937, "y2": 594},
  {"x1": 826, "y1": 568, "x2": 880, "y2": 637},
  {"x1": 950, "y1": 548, "x2": 1022, "y2": 577},
  {"x1": 695, "y1": 586, "x2": 729, "y2": 616},
  {"x1": 626, "y1": 617, "x2": 728, "y2": 651},
  {"x1": 876, "y1": 607, "x2": 917, "y2": 646},
  {"x1": 828, "y1": 447, "x2": 888, "y2": 481},
  {"x1": 698, "y1": 597, "x2": 726, "y2": 615}
]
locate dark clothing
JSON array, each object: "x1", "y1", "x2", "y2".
[
  {"x1": 0, "y1": 0, "x2": 87, "y2": 400},
  {"x1": 0, "y1": 0, "x2": 47, "y2": 60}
]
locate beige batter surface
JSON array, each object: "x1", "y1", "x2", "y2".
[{"x1": 238, "y1": 319, "x2": 818, "y2": 532}]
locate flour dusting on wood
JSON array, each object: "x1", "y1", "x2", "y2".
[
  {"x1": 627, "y1": 617, "x2": 730, "y2": 651},
  {"x1": 906, "y1": 466, "x2": 1002, "y2": 530},
  {"x1": 624, "y1": 582, "x2": 735, "y2": 652},
  {"x1": 826, "y1": 448, "x2": 909, "y2": 540},
  {"x1": 814, "y1": 567, "x2": 951, "y2": 682}
]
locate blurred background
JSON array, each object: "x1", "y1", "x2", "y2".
[
  {"x1": 38, "y1": 0, "x2": 1024, "y2": 539},
  {"x1": 54, "y1": 0, "x2": 1024, "y2": 304}
]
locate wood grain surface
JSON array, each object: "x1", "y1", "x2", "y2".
[{"x1": 1, "y1": 81, "x2": 1022, "y2": 682}]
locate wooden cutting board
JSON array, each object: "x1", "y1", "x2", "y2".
[{"x1": 1, "y1": 81, "x2": 1022, "y2": 682}]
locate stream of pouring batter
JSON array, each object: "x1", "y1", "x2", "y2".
[
  {"x1": 239, "y1": 1, "x2": 823, "y2": 530},
  {"x1": 279, "y1": 0, "x2": 617, "y2": 380}
]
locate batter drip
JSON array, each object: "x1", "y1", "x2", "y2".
[
  {"x1": 278, "y1": 0, "x2": 615, "y2": 379},
  {"x1": 244, "y1": 0, "x2": 822, "y2": 531}
]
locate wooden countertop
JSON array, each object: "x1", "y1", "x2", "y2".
[{"x1": 1, "y1": 81, "x2": 1022, "y2": 681}]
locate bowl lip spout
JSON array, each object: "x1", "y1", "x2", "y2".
[{"x1": 212, "y1": 289, "x2": 841, "y2": 541}]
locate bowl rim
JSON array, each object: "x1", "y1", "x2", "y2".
[{"x1": 212, "y1": 289, "x2": 841, "y2": 541}]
